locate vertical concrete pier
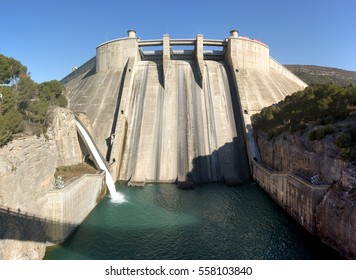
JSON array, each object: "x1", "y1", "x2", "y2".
[
  {"x1": 163, "y1": 34, "x2": 170, "y2": 86},
  {"x1": 195, "y1": 34, "x2": 204, "y2": 86}
]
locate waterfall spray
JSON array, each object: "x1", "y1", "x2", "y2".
[{"x1": 75, "y1": 120, "x2": 125, "y2": 203}]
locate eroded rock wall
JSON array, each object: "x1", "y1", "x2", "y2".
[
  {"x1": 315, "y1": 167, "x2": 356, "y2": 259},
  {"x1": 256, "y1": 130, "x2": 348, "y2": 185},
  {"x1": 0, "y1": 134, "x2": 56, "y2": 259},
  {"x1": 256, "y1": 128, "x2": 356, "y2": 259},
  {"x1": 0, "y1": 107, "x2": 82, "y2": 259}
]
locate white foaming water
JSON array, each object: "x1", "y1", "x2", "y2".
[
  {"x1": 110, "y1": 192, "x2": 126, "y2": 204},
  {"x1": 75, "y1": 120, "x2": 126, "y2": 202}
]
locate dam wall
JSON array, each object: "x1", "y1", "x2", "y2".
[
  {"x1": 60, "y1": 57, "x2": 96, "y2": 84},
  {"x1": 116, "y1": 60, "x2": 250, "y2": 184},
  {"x1": 225, "y1": 35, "x2": 270, "y2": 72},
  {"x1": 252, "y1": 161, "x2": 329, "y2": 234},
  {"x1": 269, "y1": 57, "x2": 307, "y2": 88},
  {"x1": 96, "y1": 33, "x2": 141, "y2": 72},
  {"x1": 62, "y1": 30, "x2": 307, "y2": 184},
  {"x1": 63, "y1": 68, "x2": 124, "y2": 156},
  {"x1": 44, "y1": 173, "x2": 106, "y2": 245},
  {"x1": 224, "y1": 31, "x2": 307, "y2": 163}
]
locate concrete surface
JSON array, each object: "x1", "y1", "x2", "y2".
[
  {"x1": 252, "y1": 161, "x2": 329, "y2": 234},
  {"x1": 62, "y1": 30, "x2": 307, "y2": 184},
  {"x1": 45, "y1": 173, "x2": 106, "y2": 244},
  {"x1": 117, "y1": 60, "x2": 249, "y2": 184}
]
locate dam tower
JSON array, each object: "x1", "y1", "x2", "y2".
[{"x1": 61, "y1": 30, "x2": 307, "y2": 185}]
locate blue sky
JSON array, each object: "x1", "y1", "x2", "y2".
[{"x1": 1, "y1": 0, "x2": 355, "y2": 83}]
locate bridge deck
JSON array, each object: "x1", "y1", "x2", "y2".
[{"x1": 138, "y1": 39, "x2": 227, "y2": 47}]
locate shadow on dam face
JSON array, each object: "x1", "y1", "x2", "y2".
[{"x1": 185, "y1": 137, "x2": 251, "y2": 184}]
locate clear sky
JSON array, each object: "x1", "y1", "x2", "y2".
[{"x1": 1, "y1": 0, "x2": 355, "y2": 83}]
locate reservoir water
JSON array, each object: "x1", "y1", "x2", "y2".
[{"x1": 45, "y1": 182, "x2": 342, "y2": 260}]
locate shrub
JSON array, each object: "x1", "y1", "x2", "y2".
[
  {"x1": 350, "y1": 127, "x2": 356, "y2": 142},
  {"x1": 340, "y1": 147, "x2": 351, "y2": 159},
  {"x1": 0, "y1": 126, "x2": 12, "y2": 146},
  {"x1": 56, "y1": 94, "x2": 68, "y2": 107},
  {"x1": 290, "y1": 122, "x2": 307, "y2": 133},
  {"x1": 336, "y1": 132, "x2": 351, "y2": 148},
  {"x1": 309, "y1": 130, "x2": 320, "y2": 140},
  {"x1": 309, "y1": 126, "x2": 334, "y2": 141},
  {"x1": 318, "y1": 115, "x2": 335, "y2": 125},
  {"x1": 0, "y1": 107, "x2": 23, "y2": 146},
  {"x1": 1, "y1": 109, "x2": 23, "y2": 132},
  {"x1": 28, "y1": 99, "x2": 48, "y2": 123},
  {"x1": 268, "y1": 129, "x2": 282, "y2": 140}
]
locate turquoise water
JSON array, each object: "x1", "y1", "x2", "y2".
[{"x1": 45, "y1": 182, "x2": 342, "y2": 260}]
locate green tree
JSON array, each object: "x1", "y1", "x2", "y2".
[
  {"x1": 1, "y1": 108, "x2": 23, "y2": 132},
  {"x1": 56, "y1": 94, "x2": 68, "y2": 107},
  {"x1": 316, "y1": 96, "x2": 331, "y2": 113},
  {"x1": 28, "y1": 99, "x2": 48, "y2": 123},
  {"x1": 8, "y1": 57, "x2": 27, "y2": 85},
  {"x1": 0, "y1": 55, "x2": 68, "y2": 146},
  {"x1": 0, "y1": 90, "x2": 23, "y2": 146},
  {"x1": 252, "y1": 84, "x2": 356, "y2": 135},
  {"x1": 0, "y1": 54, "x2": 27, "y2": 85},
  {"x1": 17, "y1": 75, "x2": 38, "y2": 111},
  {"x1": 0, "y1": 54, "x2": 12, "y2": 84},
  {"x1": 0, "y1": 86, "x2": 18, "y2": 115},
  {"x1": 38, "y1": 80, "x2": 67, "y2": 107}
]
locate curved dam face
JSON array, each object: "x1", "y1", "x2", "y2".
[
  {"x1": 62, "y1": 30, "x2": 307, "y2": 185},
  {"x1": 119, "y1": 60, "x2": 249, "y2": 184}
]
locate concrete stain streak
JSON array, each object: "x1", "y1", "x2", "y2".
[{"x1": 116, "y1": 60, "x2": 246, "y2": 184}]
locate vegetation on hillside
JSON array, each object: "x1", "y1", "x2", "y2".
[
  {"x1": 285, "y1": 65, "x2": 356, "y2": 86},
  {"x1": 0, "y1": 54, "x2": 67, "y2": 147},
  {"x1": 252, "y1": 84, "x2": 356, "y2": 160}
]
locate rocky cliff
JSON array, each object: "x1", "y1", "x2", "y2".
[
  {"x1": 315, "y1": 176, "x2": 356, "y2": 259},
  {"x1": 256, "y1": 123, "x2": 356, "y2": 259},
  {"x1": 256, "y1": 127, "x2": 350, "y2": 185},
  {"x1": 0, "y1": 107, "x2": 82, "y2": 259}
]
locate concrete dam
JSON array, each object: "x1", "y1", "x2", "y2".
[{"x1": 62, "y1": 30, "x2": 307, "y2": 185}]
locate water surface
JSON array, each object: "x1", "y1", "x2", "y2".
[{"x1": 45, "y1": 182, "x2": 342, "y2": 260}]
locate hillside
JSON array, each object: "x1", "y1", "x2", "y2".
[
  {"x1": 252, "y1": 82, "x2": 356, "y2": 260},
  {"x1": 285, "y1": 65, "x2": 356, "y2": 86}
]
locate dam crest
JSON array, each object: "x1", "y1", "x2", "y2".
[{"x1": 62, "y1": 29, "x2": 307, "y2": 185}]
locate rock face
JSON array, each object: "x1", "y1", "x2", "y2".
[
  {"x1": 0, "y1": 134, "x2": 56, "y2": 259},
  {"x1": 256, "y1": 127, "x2": 356, "y2": 259},
  {"x1": 315, "y1": 166, "x2": 356, "y2": 259},
  {"x1": 256, "y1": 129, "x2": 348, "y2": 185},
  {"x1": 50, "y1": 108, "x2": 83, "y2": 167},
  {"x1": 0, "y1": 107, "x2": 82, "y2": 259}
]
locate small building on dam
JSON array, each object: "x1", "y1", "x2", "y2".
[{"x1": 61, "y1": 29, "x2": 307, "y2": 186}]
